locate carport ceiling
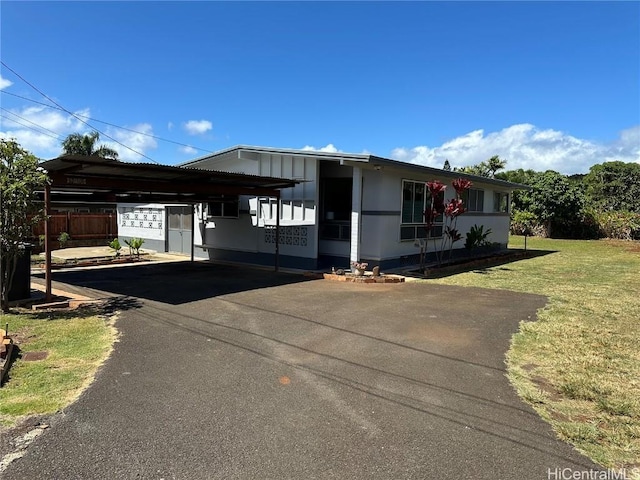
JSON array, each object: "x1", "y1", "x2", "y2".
[{"x1": 39, "y1": 154, "x2": 299, "y2": 204}]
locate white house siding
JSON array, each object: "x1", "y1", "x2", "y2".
[
  {"x1": 357, "y1": 168, "x2": 512, "y2": 268},
  {"x1": 182, "y1": 147, "x2": 519, "y2": 270},
  {"x1": 195, "y1": 152, "x2": 319, "y2": 269},
  {"x1": 117, "y1": 203, "x2": 166, "y2": 252}
]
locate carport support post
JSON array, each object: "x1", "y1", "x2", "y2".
[
  {"x1": 350, "y1": 166, "x2": 362, "y2": 264},
  {"x1": 275, "y1": 191, "x2": 280, "y2": 272},
  {"x1": 190, "y1": 205, "x2": 195, "y2": 262},
  {"x1": 44, "y1": 183, "x2": 52, "y2": 302}
]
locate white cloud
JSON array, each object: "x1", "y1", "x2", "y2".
[
  {"x1": 180, "y1": 145, "x2": 197, "y2": 155},
  {"x1": 0, "y1": 104, "x2": 159, "y2": 162},
  {"x1": 301, "y1": 143, "x2": 342, "y2": 153},
  {"x1": 0, "y1": 75, "x2": 12, "y2": 90},
  {"x1": 102, "y1": 123, "x2": 158, "y2": 162},
  {"x1": 390, "y1": 124, "x2": 640, "y2": 175},
  {"x1": 183, "y1": 119, "x2": 212, "y2": 135},
  {"x1": 167, "y1": 121, "x2": 174, "y2": 131},
  {"x1": 0, "y1": 105, "x2": 89, "y2": 159}
]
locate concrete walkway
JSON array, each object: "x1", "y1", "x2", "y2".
[
  {"x1": 42, "y1": 246, "x2": 187, "y2": 262},
  {"x1": 4, "y1": 263, "x2": 601, "y2": 479}
]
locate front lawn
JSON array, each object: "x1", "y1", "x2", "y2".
[
  {"x1": 428, "y1": 236, "x2": 640, "y2": 472},
  {"x1": 0, "y1": 308, "x2": 116, "y2": 429}
]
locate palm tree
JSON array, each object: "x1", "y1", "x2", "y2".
[
  {"x1": 61, "y1": 131, "x2": 119, "y2": 160},
  {"x1": 486, "y1": 155, "x2": 506, "y2": 178}
]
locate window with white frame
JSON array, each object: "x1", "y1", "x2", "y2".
[
  {"x1": 463, "y1": 188, "x2": 485, "y2": 212},
  {"x1": 493, "y1": 192, "x2": 509, "y2": 213},
  {"x1": 207, "y1": 195, "x2": 239, "y2": 218},
  {"x1": 400, "y1": 180, "x2": 444, "y2": 241}
]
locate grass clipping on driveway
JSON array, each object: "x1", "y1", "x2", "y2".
[
  {"x1": 0, "y1": 308, "x2": 116, "y2": 429},
  {"x1": 428, "y1": 236, "x2": 640, "y2": 471}
]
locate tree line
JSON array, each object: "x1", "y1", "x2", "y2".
[{"x1": 454, "y1": 156, "x2": 640, "y2": 240}]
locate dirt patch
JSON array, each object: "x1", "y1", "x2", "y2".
[
  {"x1": 21, "y1": 351, "x2": 48, "y2": 362},
  {"x1": 531, "y1": 374, "x2": 563, "y2": 401},
  {"x1": 603, "y1": 239, "x2": 640, "y2": 253}
]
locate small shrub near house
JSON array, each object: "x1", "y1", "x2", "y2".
[
  {"x1": 124, "y1": 237, "x2": 145, "y2": 259},
  {"x1": 108, "y1": 238, "x2": 122, "y2": 257}
]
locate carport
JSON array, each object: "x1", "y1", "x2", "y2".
[{"x1": 38, "y1": 154, "x2": 299, "y2": 301}]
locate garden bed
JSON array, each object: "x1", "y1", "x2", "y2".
[
  {"x1": 322, "y1": 272, "x2": 405, "y2": 283},
  {"x1": 32, "y1": 254, "x2": 151, "y2": 270},
  {"x1": 408, "y1": 249, "x2": 539, "y2": 278}
]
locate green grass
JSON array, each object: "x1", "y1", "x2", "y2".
[
  {"x1": 0, "y1": 308, "x2": 116, "y2": 429},
  {"x1": 426, "y1": 236, "x2": 640, "y2": 471}
]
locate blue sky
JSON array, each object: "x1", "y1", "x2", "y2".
[{"x1": 1, "y1": 1, "x2": 638, "y2": 174}]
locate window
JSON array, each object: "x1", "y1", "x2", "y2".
[
  {"x1": 463, "y1": 188, "x2": 484, "y2": 212},
  {"x1": 320, "y1": 222, "x2": 351, "y2": 241},
  {"x1": 400, "y1": 180, "x2": 443, "y2": 240},
  {"x1": 494, "y1": 192, "x2": 509, "y2": 213},
  {"x1": 207, "y1": 195, "x2": 239, "y2": 218}
]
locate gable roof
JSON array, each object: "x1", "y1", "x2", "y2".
[{"x1": 182, "y1": 145, "x2": 529, "y2": 190}]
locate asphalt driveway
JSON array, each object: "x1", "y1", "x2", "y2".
[{"x1": 5, "y1": 263, "x2": 599, "y2": 479}]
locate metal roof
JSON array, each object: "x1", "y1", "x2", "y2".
[
  {"x1": 39, "y1": 154, "x2": 299, "y2": 204},
  {"x1": 180, "y1": 144, "x2": 371, "y2": 167},
  {"x1": 182, "y1": 145, "x2": 529, "y2": 190}
]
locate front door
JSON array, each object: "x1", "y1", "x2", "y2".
[{"x1": 167, "y1": 206, "x2": 193, "y2": 255}]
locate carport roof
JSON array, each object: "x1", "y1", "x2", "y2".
[{"x1": 40, "y1": 154, "x2": 299, "y2": 204}]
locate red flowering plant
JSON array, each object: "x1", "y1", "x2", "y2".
[{"x1": 422, "y1": 177, "x2": 473, "y2": 266}]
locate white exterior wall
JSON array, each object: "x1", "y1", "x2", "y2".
[
  {"x1": 361, "y1": 171, "x2": 406, "y2": 261},
  {"x1": 117, "y1": 203, "x2": 166, "y2": 241},
  {"x1": 359, "y1": 169, "x2": 512, "y2": 262},
  {"x1": 196, "y1": 152, "x2": 319, "y2": 261}
]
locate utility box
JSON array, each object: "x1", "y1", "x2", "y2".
[{"x1": 4, "y1": 244, "x2": 32, "y2": 301}]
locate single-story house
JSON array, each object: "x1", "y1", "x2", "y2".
[{"x1": 118, "y1": 145, "x2": 522, "y2": 270}]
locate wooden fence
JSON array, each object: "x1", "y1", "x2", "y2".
[{"x1": 31, "y1": 213, "x2": 118, "y2": 240}]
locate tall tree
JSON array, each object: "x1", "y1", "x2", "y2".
[
  {"x1": 61, "y1": 131, "x2": 119, "y2": 160},
  {"x1": 1, "y1": 139, "x2": 49, "y2": 311},
  {"x1": 496, "y1": 168, "x2": 538, "y2": 210},
  {"x1": 443, "y1": 159, "x2": 451, "y2": 171},
  {"x1": 517, "y1": 170, "x2": 585, "y2": 237},
  {"x1": 584, "y1": 161, "x2": 640, "y2": 213},
  {"x1": 454, "y1": 155, "x2": 506, "y2": 178},
  {"x1": 486, "y1": 155, "x2": 507, "y2": 178},
  {"x1": 454, "y1": 163, "x2": 490, "y2": 177}
]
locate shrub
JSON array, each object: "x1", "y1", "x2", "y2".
[
  {"x1": 57, "y1": 232, "x2": 70, "y2": 248},
  {"x1": 592, "y1": 210, "x2": 640, "y2": 240},
  {"x1": 108, "y1": 238, "x2": 121, "y2": 257},
  {"x1": 124, "y1": 237, "x2": 145, "y2": 259},
  {"x1": 464, "y1": 224, "x2": 493, "y2": 250},
  {"x1": 510, "y1": 210, "x2": 540, "y2": 236}
]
